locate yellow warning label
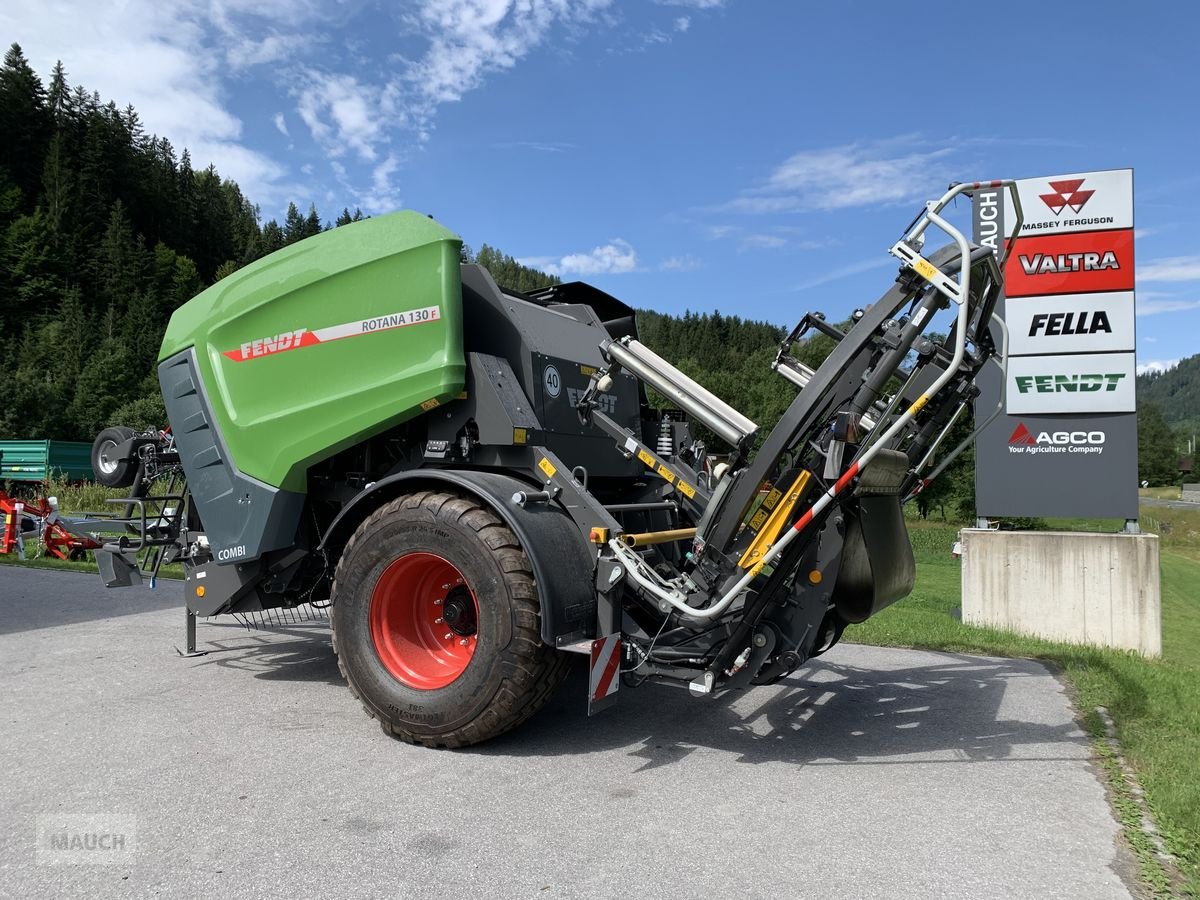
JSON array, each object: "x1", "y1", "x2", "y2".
[
  {"x1": 912, "y1": 257, "x2": 938, "y2": 282},
  {"x1": 580, "y1": 364, "x2": 598, "y2": 377},
  {"x1": 749, "y1": 509, "x2": 768, "y2": 531},
  {"x1": 456, "y1": 391, "x2": 468, "y2": 400},
  {"x1": 420, "y1": 398, "x2": 440, "y2": 411},
  {"x1": 656, "y1": 465, "x2": 676, "y2": 484},
  {"x1": 512, "y1": 428, "x2": 527, "y2": 445},
  {"x1": 762, "y1": 488, "x2": 782, "y2": 511},
  {"x1": 538, "y1": 457, "x2": 557, "y2": 479},
  {"x1": 637, "y1": 448, "x2": 656, "y2": 468},
  {"x1": 677, "y1": 481, "x2": 696, "y2": 499}
]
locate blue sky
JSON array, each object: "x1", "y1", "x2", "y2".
[{"x1": 4, "y1": 0, "x2": 1198, "y2": 372}]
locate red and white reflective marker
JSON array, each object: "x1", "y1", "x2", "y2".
[{"x1": 588, "y1": 634, "x2": 621, "y2": 715}]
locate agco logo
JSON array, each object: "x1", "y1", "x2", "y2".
[
  {"x1": 1040, "y1": 178, "x2": 1095, "y2": 216},
  {"x1": 1008, "y1": 422, "x2": 1105, "y2": 456}
]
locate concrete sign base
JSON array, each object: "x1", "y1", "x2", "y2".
[{"x1": 961, "y1": 529, "x2": 1161, "y2": 657}]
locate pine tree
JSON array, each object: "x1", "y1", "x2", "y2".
[
  {"x1": 0, "y1": 44, "x2": 52, "y2": 204},
  {"x1": 1138, "y1": 402, "x2": 1180, "y2": 486}
]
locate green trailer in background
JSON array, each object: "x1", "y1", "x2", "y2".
[{"x1": 0, "y1": 441, "x2": 95, "y2": 483}]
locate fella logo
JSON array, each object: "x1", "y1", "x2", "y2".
[
  {"x1": 1028, "y1": 310, "x2": 1112, "y2": 337},
  {"x1": 1040, "y1": 178, "x2": 1095, "y2": 216}
]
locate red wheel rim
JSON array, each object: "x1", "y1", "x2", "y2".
[{"x1": 369, "y1": 552, "x2": 479, "y2": 690}]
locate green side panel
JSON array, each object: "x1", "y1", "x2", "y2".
[
  {"x1": 160, "y1": 212, "x2": 465, "y2": 491},
  {"x1": 0, "y1": 441, "x2": 94, "y2": 482}
]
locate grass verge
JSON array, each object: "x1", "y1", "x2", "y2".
[
  {"x1": 0, "y1": 554, "x2": 184, "y2": 580},
  {"x1": 851, "y1": 521, "x2": 1199, "y2": 896}
]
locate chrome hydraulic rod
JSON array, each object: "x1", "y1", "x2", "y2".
[{"x1": 613, "y1": 187, "x2": 981, "y2": 622}]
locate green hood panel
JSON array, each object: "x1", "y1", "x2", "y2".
[{"x1": 160, "y1": 212, "x2": 465, "y2": 491}]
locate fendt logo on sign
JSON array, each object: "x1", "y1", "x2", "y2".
[
  {"x1": 1014, "y1": 372, "x2": 1127, "y2": 394},
  {"x1": 1007, "y1": 422, "x2": 1106, "y2": 456},
  {"x1": 1006, "y1": 351, "x2": 1137, "y2": 415},
  {"x1": 1040, "y1": 179, "x2": 1095, "y2": 216},
  {"x1": 1004, "y1": 230, "x2": 1133, "y2": 297}
]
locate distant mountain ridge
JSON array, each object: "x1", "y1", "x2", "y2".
[{"x1": 1137, "y1": 352, "x2": 1200, "y2": 434}]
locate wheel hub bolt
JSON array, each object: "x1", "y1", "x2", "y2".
[
  {"x1": 460, "y1": 638, "x2": 470, "y2": 647},
  {"x1": 444, "y1": 633, "x2": 453, "y2": 640}
]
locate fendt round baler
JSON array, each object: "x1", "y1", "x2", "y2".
[{"x1": 92, "y1": 182, "x2": 1024, "y2": 747}]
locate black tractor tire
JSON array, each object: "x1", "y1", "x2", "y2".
[
  {"x1": 331, "y1": 489, "x2": 570, "y2": 748},
  {"x1": 91, "y1": 426, "x2": 137, "y2": 488}
]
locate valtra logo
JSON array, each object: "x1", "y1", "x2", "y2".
[{"x1": 1040, "y1": 179, "x2": 1095, "y2": 216}]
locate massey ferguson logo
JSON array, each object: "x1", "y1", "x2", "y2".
[
  {"x1": 1040, "y1": 178, "x2": 1095, "y2": 216},
  {"x1": 1008, "y1": 422, "x2": 1105, "y2": 456},
  {"x1": 1018, "y1": 250, "x2": 1119, "y2": 276}
]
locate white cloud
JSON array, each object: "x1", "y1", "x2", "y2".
[
  {"x1": 522, "y1": 239, "x2": 638, "y2": 276},
  {"x1": 739, "y1": 234, "x2": 787, "y2": 251},
  {"x1": 1137, "y1": 359, "x2": 1180, "y2": 375},
  {"x1": 724, "y1": 139, "x2": 955, "y2": 213},
  {"x1": 1139, "y1": 255, "x2": 1200, "y2": 282},
  {"x1": 1136, "y1": 297, "x2": 1200, "y2": 317},
  {"x1": 674, "y1": 16, "x2": 691, "y2": 31},
  {"x1": 0, "y1": 0, "x2": 309, "y2": 207},
  {"x1": 396, "y1": 0, "x2": 612, "y2": 135},
  {"x1": 0, "y1": 0, "x2": 666, "y2": 217},
  {"x1": 492, "y1": 140, "x2": 577, "y2": 152},
  {"x1": 297, "y1": 72, "x2": 388, "y2": 161},
  {"x1": 660, "y1": 254, "x2": 702, "y2": 271},
  {"x1": 654, "y1": 0, "x2": 725, "y2": 7},
  {"x1": 226, "y1": 32, "x2": 310, "y2": 70},
  {"x1": 794, "y1": 256, "x2": 894, "y2": 292},
  {"x1": 363, "y1": 155, "x2": 403, "y2": 213}
]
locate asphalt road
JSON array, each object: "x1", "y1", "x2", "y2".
[
  {"x1": 1, "y1": 567, "x2": 1135, "y2": 899},
  {"x1": 1141, "y1": 496, "x2": 1199, "y2": 511}
]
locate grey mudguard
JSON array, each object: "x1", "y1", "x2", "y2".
[
  {"x1": 320, "y1": 467, "x2": 597, "y2": 645},
  {"x1": 159, "y1": 348, "x2": 304, "y2": 564}
]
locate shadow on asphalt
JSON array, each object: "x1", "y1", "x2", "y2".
[
  {"x1": 185, "y1": 620, "x2": 343, "y2": 686},
  {"x1": 3, "y1": 572, "x2": 1087, "y2": 767},
  {"x1": 472, "y1": 653, "x2": 1086, "y2": 768},
  {"x1": 180, "y1": 622, "x2": 1086, "y2": 768}
]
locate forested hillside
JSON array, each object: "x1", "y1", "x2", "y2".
[
  {"x1": 1137, "y1": 354, "x2": 1200, "y2": 440},
  {"x1": 1, "y1": 42, "x2": 1177, "y2": 507},
  {"x1": 0, "y1": 43, "x2": 368, "y2": 439}
]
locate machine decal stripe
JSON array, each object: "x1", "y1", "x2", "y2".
[{"x1": 222, "y1": 305, "x2": 441, "y2": 362}]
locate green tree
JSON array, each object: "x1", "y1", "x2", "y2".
[{"x1": 1138, "y1": 402, "x2": 1180, "y2": 486}]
